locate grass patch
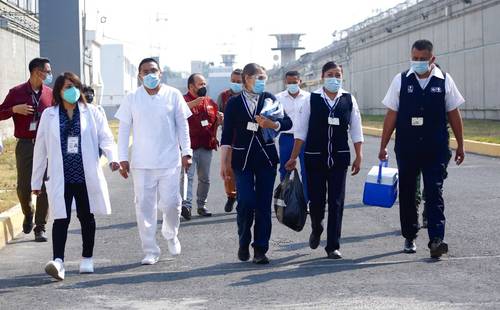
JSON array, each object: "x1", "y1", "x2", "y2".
[
  {"x1": 361, "y1": 114, "x2": 500, "y2": 144},
  {"x1": 0, "y1": 138, "x2": 19, "y2": 213}
]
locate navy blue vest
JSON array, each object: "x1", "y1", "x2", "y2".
[
  {"x1": 395, "y1": 71, "x2": 449, "y2": 158},
  {"x1": 304, "y1": 92, "x2": 352, "y2": 170}
]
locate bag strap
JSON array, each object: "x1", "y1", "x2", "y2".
[{"x1": 377, "y1": 159, "x2": 389, "y2": 184}]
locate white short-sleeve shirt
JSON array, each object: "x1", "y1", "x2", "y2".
[
  {"x1": 382, "y1": 66, "x2": 465, "y2": 112},
  {"x1": 275, "y1": 89, "x2": 310, "y2": 135},
  {"x1": 294, "y1": 88, "x2": 364, "y2": 144},
  {"x1": 115, "y1": 84, "x2": 192, "y2": 169}
]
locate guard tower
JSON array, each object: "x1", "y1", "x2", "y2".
[
  {"x1": 221, "y1": 54, "x2": 236, "y2": 68},
  {"x1": 270, "y1": 33, "x2": 305, "y2": 67}
]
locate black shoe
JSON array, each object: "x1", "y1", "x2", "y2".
[
  {"x1": 181, "y1": 206, "x2": 191, "y2": 221},
  {"x1": 252, "y1": 249, "x2": 269, "y2": 265},
  {"x1": 224, "y1": 197, "x2": 236, "y2": 213},
  {"x1": 403, "y1": 239, "x2": 417, "y2": 253},
  {"x1": 23, "y1": 215, "x2": 33, "y2": 234},
  {"x1": 309, "y1": 232, "x2": 321, "y2": 249},
  {"x1": 197, "y1": 207, "x2": 212, "y2": 217},
  {"x1": 327, "y1": 249, "x2": 342, "y2": 259},
  {"x1": 34, "y1": 228, "x2": 48, "y2": 242},
  {"x1": 429, "y1": 238, "x2": 448, "y2": 259},
  {"x1": 238, "y1": 246, "x2": 250, "y2": 262}
]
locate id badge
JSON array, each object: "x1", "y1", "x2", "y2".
[
  {"x1": 201, "y1": 120, "x2": 209, "y2": 127},
  {"x1": 247, "y1": 122, "x2": 258, "y2": 132},
  {"x1": 67, "y1": 136, "x2": 79, "y2": 154},
  {"x1": 411, "y1": 117, "x2": 424, "y2": 126},
  {"x1": 29, "y1": 121, "x2": 38, "y2": 131},
  {"x1": 328, "y1": 117, "x2": 340, "y2": 126}
]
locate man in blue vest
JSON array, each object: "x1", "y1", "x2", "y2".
[{"x1": 379, "y1": 39, "x2": 465, "y2": 259}]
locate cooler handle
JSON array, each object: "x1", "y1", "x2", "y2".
[{"x1": 377, "y1": 159, "x2": 389, "y2": 184}]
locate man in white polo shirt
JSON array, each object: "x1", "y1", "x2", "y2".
[
  {"x1": 379, "y1": 40, "x2": 465, "y2": 259},
  {"x1": 275, "y1": 70, "x2": 310, "y2": 203},
  {"x1": 115, "y1": 58, "x2": 193, "y2": 265}
]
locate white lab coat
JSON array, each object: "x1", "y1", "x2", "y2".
[{"x1": 31, "y1": 102, "x2": 118, "y2": 219}]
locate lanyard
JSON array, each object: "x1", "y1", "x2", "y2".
[
  {"x1": 241, "y1": 93, "x2": 258, "y2": 120},
  {"x1": 323, "y1": 95, "x2": 341, "y2": 117},
  {"x1": 31, "y1": 93, "x2": 41, "y2": 121},
  {"x1": 61, "y1": 107, "x2": 78, "y2": 137}
]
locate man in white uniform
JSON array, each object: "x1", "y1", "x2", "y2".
[
  {"x1": 115, "y1": 58, "x2": 192, "y2": 265},
  {"x1": 275, "y1": 70, "x2": 310, "y2": 204}
]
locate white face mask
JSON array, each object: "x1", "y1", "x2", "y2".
[
  {"x1": 410, "y1": 60, "x2": 430, "y2": 75},
  {"x1": 143, "y1": 73, "x2": 160, "y2": 89},
  {"x1": 287, "y1": 84, "x2": 300, "y2": 94}
]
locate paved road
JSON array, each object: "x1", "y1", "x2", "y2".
[{"x1": 1, "y1": 136, "x2": 500, "y2": 310}]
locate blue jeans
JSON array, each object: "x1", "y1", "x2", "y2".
[
  {"x1": 234, "y1": 166, "x2": 276, "y2": 253},
  {"x1": 279, "y1": 133, "x2": 309, "y2": 202}
]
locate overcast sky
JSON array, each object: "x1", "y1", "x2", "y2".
[{"x1": 86, "y1": 0, "x2": 404, "y2": 72}]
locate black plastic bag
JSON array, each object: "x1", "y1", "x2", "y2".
[{"x1": 273, "y1": 169, "x2": 307, "y2": 232}]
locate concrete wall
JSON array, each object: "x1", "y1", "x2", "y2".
[
  {"x1": 267, "y1": 0, "x2": 500, "y2": 120},
  {"x1": 100, "y1": 44, "x2": 137, "y2": 107},
  {"x1": 0, "y1": 0, "x2": 40, "y2": 138},
  {"x1": 39, "y1": 0, "x2": 83, "y2": 81}
]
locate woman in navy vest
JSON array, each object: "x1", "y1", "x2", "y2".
[
  {"x1": 220, "y1": 63, "x2": 292, "y2": 264},
  {"x1": 285, "y1": 61, "x2": 364, "y2": 259}
]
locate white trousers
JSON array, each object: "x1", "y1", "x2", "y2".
[{"x1": 132, "y1": 167, "x2": 182, "y2": 256}]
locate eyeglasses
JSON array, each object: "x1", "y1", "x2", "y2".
[{"x1": 250, "y1": 74, "x2": 267, "y2": 81}]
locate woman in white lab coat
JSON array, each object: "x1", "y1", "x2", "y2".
[{"x1": 31, "y1": 72, "x2": 119, "y2": 281}]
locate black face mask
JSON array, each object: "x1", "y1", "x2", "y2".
[
  {"x1": 85, "y1": 94, "x2": 94, "y2": 103},
  {"x1": 196, "y1": 87, "x2": 207, "y2": 97}
]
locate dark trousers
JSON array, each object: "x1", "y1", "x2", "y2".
[
  {"x1": 278, "y1": 133, "x2": 309, "y2": 202},
  {"x1": 15, "y1": 139, "x2": 49, "y2": 230},
  {"x1": 234, "y1": 166, "x2": 276, "y2": 254},
  {"x1": 52, "y1": 183, "x2": 95, "y2": 260},
  {"x1": 415, "y1": 172, "x2": 427, "y2": 220},
  {"x1": 397, "y1": 153, "x2": 450, "y2": 243},
  {"x1": 307, "y1": 166, "x2": 347, "y2": 253}
]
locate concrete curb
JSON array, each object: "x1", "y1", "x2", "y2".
[
  {"x1": 363, "y1": 126, "x2": 500, "y2": 157},
  {"x1": 0, "y1": 204, "x2": 24, "y2": 248},
  {"x1": 0, "y1": 155, "x2": 114, "y2": 250}
]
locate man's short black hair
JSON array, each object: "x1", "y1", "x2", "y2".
[
  {"x1": 28, "y1": 57, "x2": 50, "y2": 73},
  {"x1": 412, "y1": 39, "x2": 433, "y2": 52},
  {"x1": 231, "y1": 68, "x2": 242, "y2": 75},
  {"x1": 321, "y1": 61, "x2": 342, "y2": 76},
  {"x1": 187, "y1": 73, "x2": 202, "y2": 88},
  {"x1": 83, "y1": 85, "x2": 95, "y2": 94},
  {"x1": 138, "y1": 58, "x2": 160, "y2": 72},
  {"x1": 285, "y1": 70, "x2": 300, "y2": 78}
]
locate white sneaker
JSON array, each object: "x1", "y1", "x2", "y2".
[
  {"x1": 45, "y1": 258, "x2": 65, "y2": 281},
  {"x1": 79, "y1": 257, "x2": 94, "y2": 274},
  {"x1": 141, "y1": 254, "x2": 160, "y2": 265},
  {"x1": 167, "y1": 237, "x2": 181, "y2": 256}
]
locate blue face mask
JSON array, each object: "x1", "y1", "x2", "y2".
[
  {"x1": 287, "y1": 83, "x2": 300, "y2": 94},
  {"x1": 324, "y1": 77, "x2": 342, "y2": 93},
  {"x1": 143, "y1": 73, "x2": 160, "y2": 89},
  {"x1": 63, "y1": 87, "x2": 80, "y2": 104},
  {"x1": 43, "y1": 73, "x2": 53, "y2": 85},
  {"x1": 230, "y1": 82, "x2": 242, "y2": 93},
  {"x1": 252, "y1": 79, "x2": 266, "y2": 94},
  {"x1": 411, "y1": 61, "x2": 430, "y2": 75}
]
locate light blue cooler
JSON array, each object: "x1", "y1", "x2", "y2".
[{"x1": 363, "y1": 160, "x2": 399, "y2": 208}]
